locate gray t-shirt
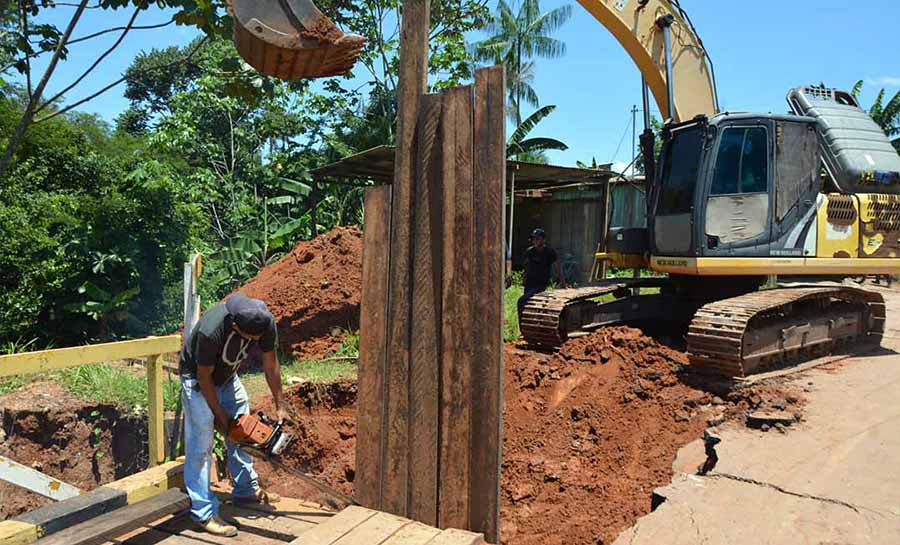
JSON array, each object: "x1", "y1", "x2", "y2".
[{"x1": 179, "y1": 302, "x2": 277, "y2": 386}]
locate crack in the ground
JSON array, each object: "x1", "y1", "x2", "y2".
[{"x1": 708, "y1": 472, "x2": 891, "y2": 517}]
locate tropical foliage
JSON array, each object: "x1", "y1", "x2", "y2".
[
  {"x1": 507, "y1": 104, "x2": 567, "y2": 161},
  {"x1": 852, "y1": 80, "x2": 900, "y2": 152}
]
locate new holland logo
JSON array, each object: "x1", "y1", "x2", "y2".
[{"x1": 657, "y1": 259, "x2": 689, "y2": 268}]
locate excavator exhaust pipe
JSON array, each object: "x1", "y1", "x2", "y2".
[{"x1": 228, "y1": 0, "x2": 365, "y2": 80}]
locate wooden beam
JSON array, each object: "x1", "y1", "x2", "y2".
[
  {"x1": 382, "y1": 0, "x2": 431, "y2": 518},
  {"x1": 0, "y1": 521, "x2": 39, "y2": 545},
  {"x1": 104, "y1": 460, "x2": 184, "y2": 504},
  {"x1": 437, "y1": 84, "x2": 474, "y2": 532},
  {"x1": 0, "y1": 456, "x2": 81, "y2": 501},
  {"x1": 408, "y1": 92, "x2": 444, "y2": 527},
  {"x1": 356, "y1": 185, "x2": 393, "y2": 510},
  {"x1": 13, "y1": 487, "x2": 127, "y2": 537},
  {"x1": 469, "y1": 65, "x2": 506, "y2": 544},
  {"x1": 0, "y1": 336, "x2": 181, "y2": 378},
  {"x1": 33, "y1": 489, "x2": 188, "y2": 545},
  {"x1": 146, "y1": 354, "x2": 165, "y2": 466}
]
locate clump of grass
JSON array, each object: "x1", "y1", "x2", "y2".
[
  {"x1": 0, "y1": 376, "x2": 27, "y2": 396},
  {"x1": 504, "y1": 284, "x2": 524, "y2": 342},
  {"x1": 58, "y1": 363, "x2": 180, "y2": 412},
  {"x1": 334, "y1": 329, "x2": 359, "y2": 359},
  {"x1": 282, "y1": 359, "x2": 357, "y2": 384}
]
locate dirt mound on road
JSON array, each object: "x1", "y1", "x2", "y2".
[
  {"x1": 237, "y1": 227, "x2": 363, "y2": 360},
  {"x1": 500, "y1": 327, "x2": 709, "y2": 545},
  {"x1": 0, "y1": 382, "x2": 148, "y2": 519}
]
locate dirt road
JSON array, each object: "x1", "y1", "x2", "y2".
[{"x1": 614, "y1": 286, "x2": 900, "y2": 544}]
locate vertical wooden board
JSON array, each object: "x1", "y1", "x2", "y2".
[
  {"x1": 470, "y1": 65, "x2": 506, "y2": 543},
  {"x1": 437, "y1": 85, "x2": 475, "y2": 532},
  {"x1": 383, "y1": 0, "x2": 431, "y2": 517},
  {"x1": 407, "y1": 93, "x2": 444, "y2": 526},
  {"x1": 357, "y1": 185, "x2": 393, "y2": 510}
]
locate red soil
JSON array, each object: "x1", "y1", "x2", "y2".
[
  {"x1": 248, "y1": 327, "x2": 798, "y2": 543},
  {"x1": 237, "y1": 227, "x2": 363, "y2": 360},
  {"x1": 0, "y1": 383, "x2": 146, "y2": 520}
]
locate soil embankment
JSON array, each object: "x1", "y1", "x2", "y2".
[{"x1": 0, "y1": 382, "x2": 148, "y2": 519}]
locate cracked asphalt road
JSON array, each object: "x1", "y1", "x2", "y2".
[{"x1": 614, "y1": 286, "x2": 900, "y2": 545}]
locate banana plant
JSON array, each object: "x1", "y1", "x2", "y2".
[
  {"x1": 507, "y1": 104, "x2": 568, "y2": 160},
  {"x1": 64, "y1": 282, "x2": 141, "y2": 340}
]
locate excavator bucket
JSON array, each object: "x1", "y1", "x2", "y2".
[{"x1": 228, "y1": 0, "x2": 365, "y2": 80}]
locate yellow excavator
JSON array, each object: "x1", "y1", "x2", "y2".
[
  {"x1": 226, "y1": 0, "x2": 898, "y2": 378},
  {"x1": 519, "y1": 0, "x2": 898, "y2": 377}
]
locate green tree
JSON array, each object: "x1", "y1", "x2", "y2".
[
  {"x1": 507, "y1": 104, "x2": 567, "y2": 162},
  {"x1": 852, "y1": 80, "x2": 900, "y2": 152},
  {"x1": 473, "y1": 0, "x2": 572, "y2": 125}
]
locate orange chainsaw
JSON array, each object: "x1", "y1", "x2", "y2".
[{"x1": 228, "y1": 412, "x2": 356, "y2": 507}]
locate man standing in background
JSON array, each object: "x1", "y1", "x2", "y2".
[{"x1": 517, "y1": 228, "x2": 565, "y2": 321}]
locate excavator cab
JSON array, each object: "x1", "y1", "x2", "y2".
[{"x1": 228, "y1": 0, "x2": 365, "y2": 81}]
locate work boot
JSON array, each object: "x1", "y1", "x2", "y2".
[
  {"x1": 234, "y1": 488, "x2": 281, "y2": 505},
  {"x1": 198, "y1": 516, "x2": 238, "y2": 537}
]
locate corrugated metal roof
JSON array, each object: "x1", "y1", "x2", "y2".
[{"x1": 311, "y1": 145, "x2": 614, "y2": 189}]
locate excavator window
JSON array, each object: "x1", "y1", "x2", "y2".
[
  {"x1": 657, "y1": 127, "x2": 703, "y2": 215},
  {"x1": 710, "y1": 127, "x2": 768, "y2": 195}
]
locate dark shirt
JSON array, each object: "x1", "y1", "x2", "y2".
[
  {"x1": 523, "y1": 245, "x2": 558, "y2": 291},
  {"x1": 178, "y1": 302, "x2": 277, "y2": 386}
]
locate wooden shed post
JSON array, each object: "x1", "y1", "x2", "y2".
[{"x1": 147, "y1": 354, "x2": 165, "y2": 466}]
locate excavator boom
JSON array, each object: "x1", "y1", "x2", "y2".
[
  {"x1": 228, "y1": 0, "x2": 365, "y2": 80},
  {"x1": 575, "y1": 0, "x2": 718, "y2": 122}
]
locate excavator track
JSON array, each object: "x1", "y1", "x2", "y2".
[
  {"x1": 520, "y1": 283, "x2": 631, "y2": 347},
  {"x1": 687, "y1": 286, "x2": 885, "y2": 377}
]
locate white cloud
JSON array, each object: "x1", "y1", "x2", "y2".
[
  {"x1": 865, "y1": 76, "x2": 900, "y2": 87},
  {"x1": 611, "y1": 161, "x2": 633, "y2": 176}
]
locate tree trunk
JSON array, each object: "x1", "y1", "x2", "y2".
[{"x1": 0, "y1": 0, "x2": 90, "y2": 180}]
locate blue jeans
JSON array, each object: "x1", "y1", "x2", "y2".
[
  {"x1": 517, "y1": 287, "x2": 546, "y2": 322},
  {"x1": 181, "y1": 375, "x2": 258, "y2": 522}
]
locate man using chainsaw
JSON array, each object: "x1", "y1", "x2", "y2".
[{"x1": 178, "y1": 293, "x2": 288, "y2": 537}]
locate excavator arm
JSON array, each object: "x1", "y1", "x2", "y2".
[{"x1": 576, "y1": 0, "x2": 718, "y2": 123}]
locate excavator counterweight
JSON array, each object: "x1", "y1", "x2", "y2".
[{"x1": 228, "y1": 0, "x2": 365, "y2": 80}]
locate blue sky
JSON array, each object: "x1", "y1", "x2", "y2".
[{"x1": 22, "y1": 1, "x2": 899, "y2": 169}]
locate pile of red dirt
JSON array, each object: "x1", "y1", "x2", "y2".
[
  {"x1": 237, "y1": 227, "x2": 363, "y2": 360},
  {"x1": 499, "y1": 327, "x2": 711, "y2": 545},
  {"x1": 0, "y1": 383, "x2": 148, "y2": 519}
]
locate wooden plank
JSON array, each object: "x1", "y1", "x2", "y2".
[
  {"x1": 213, "y1": 492, "x2": 333, "y2": 525},
  {"x1": 289, "y1": 506, "x2": 377, "y2": 545},
  {"x1": 217, "y1": 504, "x2": 317, "y2": 541},
  {"x1": 0, "y1": 455, "x2": 81, "y2": 500},
  {"x1": 437, "y1": 84, "x2": 474, "y2": 532},
  {"x1": 356, "y1": 185, "x2": 393, "y2": 510},
  {"x1": 0, "y1": 336, "x2": 181, "y2": 378},
  {"x1": 147, "y1": 354, "x2": 165, "y2": 466},
  {"x1": 34, "y1": 489, "x2": 189, "y2": 545},
  {"x1": 380, "y1": 522, "x2": 440, "y2": 545},
  {"x1": 154, "y1": 516, "x2": 284, "y2": 545},
  {"x1": 383, "y1": 0, "x2": 431, "y2": 518},
  {"x1": 331, "y1": 512, "x2": 409, "y2": 545},
  {"x1": 0, "y1": 521, "x2": 39, "y2": 545},
  {"x1": 426, "y1": 529, "x2": 483, "y2": 545},
  {"x1": 105, "y1": 461, "x2": 184, "y2": 504},
  {"x1": 469, "y1": 65, "x2": 506, "y2": 544},
  {"x1": 117, "y1": 527, "x2": 208, "y2": 545},
  {"x1": 14, "y1": 486, "x2": 127, "y2": 537},
  {"x1": 407, "y1": 92, "x2": 444, "y2": 526}
]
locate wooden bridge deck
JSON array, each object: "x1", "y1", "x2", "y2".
[{"x1": 102, "y1": 495, "x2": 483, "y2": 545}]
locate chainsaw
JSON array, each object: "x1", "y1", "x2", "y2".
[{"x1": 228, "y1": 412, "x2": 356, "y2": 507}]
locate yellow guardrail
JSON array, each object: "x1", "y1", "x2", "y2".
[{"x1": 0, "y1": 335, "x2": 182, "y2": 466}]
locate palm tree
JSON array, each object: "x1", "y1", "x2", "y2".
[
  {"x1": 473, "y1": 0, "x2": 572, "y2": 126},
  {"x1": 852, "y1": 80, "x2": 900, "y2": 151},
  {"x1": 507, "y1": 104, "x2": 568, "y2": 162}
]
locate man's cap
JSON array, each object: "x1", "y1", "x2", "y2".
[
  {"x1": 531, "y1": 228, "x2": 546, "y2": 238},
  {"x1": 226, "y1": 293, "x2": 274, "y2": 336}
]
